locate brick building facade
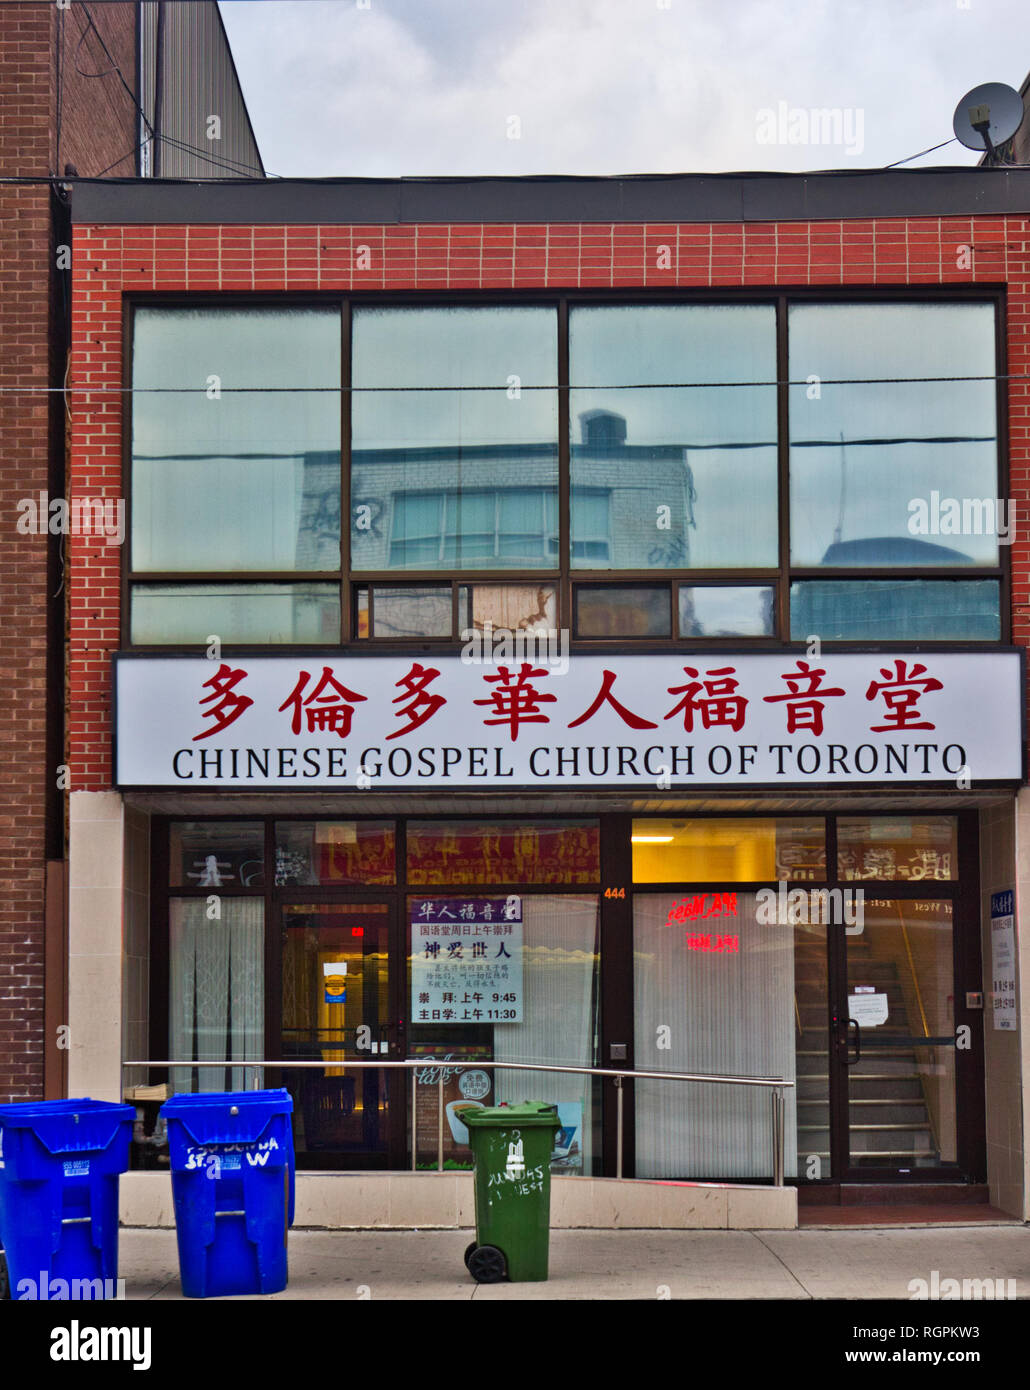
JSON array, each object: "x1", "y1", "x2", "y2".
[{"x1": 61, "y1": 171, "x2": 1030, "y2": 1220}]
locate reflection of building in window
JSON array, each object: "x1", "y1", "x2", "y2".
[
  {"x1": 356, "y1": 409, "x2": 702, "y2": 573},
  {"x1": 389, "y1": 487, "x2": 575, "y2": 568},
  {"x1": 575, "y1": 409, "x2": 696, "y2": 571},
  {"x1": 352, "y1": 440, "x2": 559, "y2": 571}
]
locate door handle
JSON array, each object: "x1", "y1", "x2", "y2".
[
  {"x1": 380, "y1": 1019, "x2": 406, "y2": 1058},
  {"x1": 846, "y1": 1017, "x2": 861, "y2": 1066}
]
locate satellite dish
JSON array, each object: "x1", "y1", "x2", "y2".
[{"x1": 952, "y1": 82, "x2": 1025, "y2": 158}]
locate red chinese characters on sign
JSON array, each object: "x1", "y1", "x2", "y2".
[
  {"x1": 664, "y1": 892, "x2": 738, "y2": 927},
  {"x1": 687, "y1": 934, "x2": 740, "y2": 954},
  {"x1": 474, "y1": 663, "x2": 556, "y2": 741},
  {"x1": 865, "y1": 660, "x2": 943, "y2": 732},
  {"x1": 279, "y1": 667, "x2": 367, "y2": 739},
  {"x1": 762, "y1": 660, "x2": 845, "y2": 737},
  {"x1": 567, "y1": 669, "x2": 658, "y2": 731},
  {"x1": 388, "y1": 663, "x2": 446, "y2": 740},
  {"x1": 193, "y1": 664, "x2": 253, "y2": 741},
  {"x1": 665, "y1": 667, "x2": 747, "y2": 733},
  {"x1": 182, "y1": 655, "x2": 961, "y2": 760}
]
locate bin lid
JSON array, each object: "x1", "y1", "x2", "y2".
[
  {"x1": 460, "y1": 1102, "x2": 560, "y2": 1129},
  {"x1": 160, "y1": 1088, "x2": 293, "y2": 1147},
  {"x1": 0, "y1": 1098, "x2": 136, "y2": 1154}
]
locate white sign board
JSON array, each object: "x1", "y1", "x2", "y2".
[
  {"x1": 990, "y1": 890, "x2": 1018, "y2": 1032},
  {"x1": 411, "y1": 896, "x2": 523, "y2": 1023},
  {"x1": 114, "y1": 650, "x2": 1023, "y2": 790}
]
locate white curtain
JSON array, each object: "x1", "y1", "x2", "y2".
[
  {"x1": 493, "y1": 894, "x2": 599, "y2": 1172},
  {"x1": 170, "y1": 899, "x2": 264, "y2": 1093},
  {"x1": 633, "y1": 893, "x2": 797, "y2": 1179}
]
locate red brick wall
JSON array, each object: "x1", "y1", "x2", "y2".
[
  {"x1": 0, "y1": 1, "x2": 138, "y2": 1102},
  {"x1": 68, "y1": 216, "x2": 1030, "y2": 792},
  {"x1": 0, "y1": 5, "x2": 56, "y2": 1100},
  {"x1": 0, "y1": 3, "x2": 56, "y2": 1102},
  {"x1": 58, "y1": 2, "x2": 140, "y2": 178}
]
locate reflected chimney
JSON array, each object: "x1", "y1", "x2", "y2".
[{"x1": 579, "y1": 409, "x2": 627, "y2": 448}]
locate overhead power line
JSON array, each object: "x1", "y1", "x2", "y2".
[
  {"x1": 0, "y1": 374, "x2": 1024, "y2": 397},
  {"x1": 62, "y1": 2, "x2": 272, "y2": 182}
]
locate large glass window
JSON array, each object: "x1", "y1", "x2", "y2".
[
  {"x1": 169, "y1": 898, "x2": 264, "y2": 1094},
  {"x1": 490, "y1": 894, "x2": 601, "y2": 1176},
  {"x1": 632, "y1": 818, "x2": 826, "y2": 883},
  {"x1": 128, "y1": 297, "x2": 1004, "y2": 647},
  {"x1": 351, "y1": 306, "x2": 559, "y2": 572},
  {"x1": 634, "y1": 890, "x2": 797, "y2": 1179},
  {"x1": 132, "y1": 307, "x2": 341, "y2": 573},
  {"x1": 789, "y1": 303, "x2": 999, "y2": 568},
  {"x1": 569, "y1": 305, "x2": 779, "y2": 569},
  {"x1": 131, "y1": 305, "x2": 341, "y2": 644},
  {"x1": 407, "y1": 893, "x2": 601, "y2": 1176}
]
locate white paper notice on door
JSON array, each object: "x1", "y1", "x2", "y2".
[{"x1": 848, "y1": 992, "x2": 889, "y2": 1027}]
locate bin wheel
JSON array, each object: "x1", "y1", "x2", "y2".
[
  {"x1": 467, "y1": 1244, "x2": 507, "y2": 1284},
  {"x1": 0, "y1": 1253, "x2": 9, "y2": 1302},
  {"x1": 463, "y1": 1241, "x2": 477, "y2": 1270}
]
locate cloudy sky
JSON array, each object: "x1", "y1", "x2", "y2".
[{"x1": 217, "y1": 0, "x2": 1029, "y2": 178}]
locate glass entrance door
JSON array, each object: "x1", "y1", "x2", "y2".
[
  {"x1": 835, "y1": 898, "x2": 959, "y2": 1176},
  {"x1": 279, "y1": 900, "x2": 404, "y2": 1168}
]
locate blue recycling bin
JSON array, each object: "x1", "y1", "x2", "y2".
[
  {"x1": 0, "y1": 1098, "x2": 135, "y2": 1301},
  {"x1": 160, "y1": 1088, "x2": 294, "y2": 1298}
]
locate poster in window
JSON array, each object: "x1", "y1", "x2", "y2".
[
  {"x1": 411, "y1": 896, "x2": 524, "y2": 1023},
  {"x1": 411, "y1": 1048, "x2": 494, "y2": 1165}
]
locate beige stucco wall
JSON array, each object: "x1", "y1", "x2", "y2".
[
  {"x1": 123, "y1": 804, "x2": 151, "y2": 1091},
  {"x1": 120, "y1": 1170, "x2": 797, "y2": 1230},
  {"x1": 67, "y1": 791, "x2": 126, "y2": 1101}
]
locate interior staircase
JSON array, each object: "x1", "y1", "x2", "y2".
[{"x1": 794, "y1": 934, "x2": 941, "y2": 1169}]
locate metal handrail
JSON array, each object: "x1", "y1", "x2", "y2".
[{"x1": 122, "y1": 1058, "x2": 794, "y2": 1185}]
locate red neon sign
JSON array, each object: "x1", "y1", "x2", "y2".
[
  {"x1": 686, "y1": 933, "x2": 740, "y2": 954},
  {"x1": 664, "y1": 892, "x2": 738, "y2": 928}
]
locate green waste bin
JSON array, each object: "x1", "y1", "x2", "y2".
[{"x1": 460, "y1": 1102, "x2": 561, "y2": 1283}]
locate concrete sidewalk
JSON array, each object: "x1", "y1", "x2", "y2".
[{"x1": 120, "y1": 1221, "x2": 1030, "y2": 1300}]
